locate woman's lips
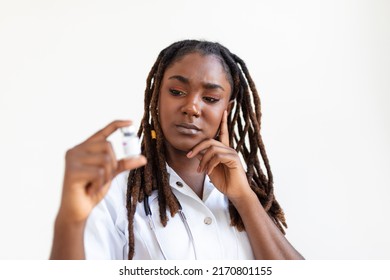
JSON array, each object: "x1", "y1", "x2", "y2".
[{"x1": 176, "y1": 123, "x2": 201, "y2": 135}]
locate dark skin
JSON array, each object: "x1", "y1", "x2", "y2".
[
  {"x1": 50, "y1": 52, "x2": 303, "y2": 260},
  {"x1": 158, "y1": 53, "x2": 233, "y2": 198},
  {"x1": 50, "y1": 121, "x2": 147, "y2": 259}
]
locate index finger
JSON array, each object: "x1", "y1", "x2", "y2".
[
  {"x1": 87, "y1": 120, "x2": 132, "y2": 141},
  {"x1": 218, "y1": 110, "x2": 229, "y2": 146}
]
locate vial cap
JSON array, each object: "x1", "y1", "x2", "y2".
[{"x1": 121, "y1": 125, "x2": 136, "y2": 136}]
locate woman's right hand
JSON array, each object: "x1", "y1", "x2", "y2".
[{"x1": 57, "y1": 120, "x2": 147, "y2": 224}]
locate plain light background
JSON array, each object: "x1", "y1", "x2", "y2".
[{"x1": 0, "y1": 0, "x2": 389, "y2": 259}]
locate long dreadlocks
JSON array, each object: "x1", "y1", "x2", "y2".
[{"x1": 126, "y1": 40, "x2": 286, "y2": 259}]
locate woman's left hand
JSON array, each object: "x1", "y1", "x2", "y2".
[
  {"x1": 188, "y1": 112, "x2": 304, "y2": 260},
  {"x1": 186, "y1": 111, "x2": 252, "y2": 201}
]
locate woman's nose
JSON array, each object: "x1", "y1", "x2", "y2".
[{"x1": 181, "y1": 96, "x2": 200, "y2": 118}]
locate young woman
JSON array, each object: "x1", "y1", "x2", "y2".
[{"x1": 50, "y1": 40, "x2": 303, "y2": 260}]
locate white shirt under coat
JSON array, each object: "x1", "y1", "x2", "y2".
[{"x1": 84, "y1": 165, "x2": 254, "y2": 260}]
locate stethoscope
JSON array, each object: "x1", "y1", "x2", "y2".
[{"x1": 144, "y1": 195, "x2": 198, "y2": 260}]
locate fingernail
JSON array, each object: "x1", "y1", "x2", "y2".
[{"x1": 187, "y1": 151, "x2": 192, "y2": 157}]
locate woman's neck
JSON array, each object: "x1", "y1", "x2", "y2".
[{"x1": 164, "y1": 143, "x2": 205, "y2": 199}]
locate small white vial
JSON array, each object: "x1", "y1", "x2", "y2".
[{"x1": 120, "y1": 125, "x2": 141, "y2": 158}]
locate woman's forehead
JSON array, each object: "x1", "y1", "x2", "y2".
[
  {"x1": 163, "y1": 53, "x2": 230, "y2": 84},
  {"x1": 167, "y1": 52, "x2": 222, "y2": 69}
]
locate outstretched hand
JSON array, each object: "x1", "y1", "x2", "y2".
[
  {"x1": 58, "y1": 120, "x2": 147, "y2": 224},
  {"x1": 187, "y1": 111, "x2": 252, "y2": 202}
]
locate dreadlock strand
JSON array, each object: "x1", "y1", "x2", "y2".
[
  {"x1": 233, "y1": 55, "x2": 263, "y2": 128},
  {"x1": 126, "y1": 169, "x2": 141, "y2": 259},
  {"x1": 234, "y1": 56, "x2": 277, "y2": 212},
  {"x1": 233, "y1": 54, "x2": 286, "y2": 226},
  {"x1": 151, "y1": 70, "x2": 180, "y2": 221}
]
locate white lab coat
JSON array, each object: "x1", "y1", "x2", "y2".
[{"x1": 84, "y1": 165, "x2": 254, "y2": 259}]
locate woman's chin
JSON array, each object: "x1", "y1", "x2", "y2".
[{"x1": 164, "y1": 139, "x2": 202, "y2": 154}]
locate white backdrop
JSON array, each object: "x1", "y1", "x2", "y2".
[{"x1": 0, "y1": 0, "x2": 389, "y2": 259}]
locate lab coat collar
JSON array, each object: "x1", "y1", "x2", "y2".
[{"x1": 166, "y1": 164, "x2": 216, "y2": 203}]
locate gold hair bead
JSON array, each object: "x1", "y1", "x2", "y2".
[{"x1": 151, "y1": 130, "x2": 157, "y2": 139}]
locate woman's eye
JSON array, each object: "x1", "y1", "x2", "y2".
[
  {"x1": 169, "y1": 89, "x2": 185, "y2": 96},
  {"x1": 203, "y1": 97, "x2": 220, "y2": 103}
]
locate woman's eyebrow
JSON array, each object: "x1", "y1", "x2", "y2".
[
  {"x1": 203, "y1": 82, "x2": 225, "y2": 91},
  {"x1": 168, "y1": 75, "x2": 189, "y2": 84},
  {"x1": 168, "y1": 75, "x2": 225, "y2": 91}
]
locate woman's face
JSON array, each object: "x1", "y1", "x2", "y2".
[{"x1": 158, "y1": 52, "x2": 232, "y2": 153}]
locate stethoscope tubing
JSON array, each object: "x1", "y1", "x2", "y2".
[{"x1": 144, "y1": 195, "x2": 197, "y2": 260}]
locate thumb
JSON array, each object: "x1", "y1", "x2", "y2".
[{"x1": 115, "y1": 155, "x2": 147, "y2": 175}]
